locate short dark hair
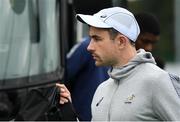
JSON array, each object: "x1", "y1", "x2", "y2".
[
  {"x1": 135, "y1": 12, "x2": 160, "y2": 35},
  {"x1": 108, "y1": 28, "x2": 119, "y2": 40},
  {"x1": 107, "y1": 28, "x2": 135, "y2": 46}
]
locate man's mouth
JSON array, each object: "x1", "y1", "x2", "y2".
[{"x1": 92, "y1": 54, "x2": 98, "y2": 60}]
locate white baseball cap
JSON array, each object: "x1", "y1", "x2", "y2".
[{"x1": 76, "y1": 7, "x2": 140, "y2": 42}]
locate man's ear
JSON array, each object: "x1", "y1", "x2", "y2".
[{"x1": 115, "y1": 34, "x2": 127, "y2": 49}]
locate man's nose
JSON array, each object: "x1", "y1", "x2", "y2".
[{"x1": 87, "y1": 41, "x2": 94, "y2": 52}]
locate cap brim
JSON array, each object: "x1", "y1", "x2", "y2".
[{"x1": 76, "y1": 14, "x2": 112, "y2": 28}]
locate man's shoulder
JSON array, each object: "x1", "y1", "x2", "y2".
[
  {"x1": 96, "y1": 78, "x2": 114, "y2": 91},
  {"x1": 136, "y1": 63, "x2": 169, "y2": 84},
  {"x1": 138, "y1": 62, "x2": 165, "y2": 75}
]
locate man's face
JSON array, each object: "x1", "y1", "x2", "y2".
[
  {"x1": 135, "y1": 32, "x2": 160, "y2": 52},
  {"x1": 87, "y1": 27, "x2": 118, "y2": 67}
]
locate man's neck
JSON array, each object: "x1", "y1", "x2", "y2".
[{"x1": 113, "y1": 47, "x2": 137, "y2": 67}]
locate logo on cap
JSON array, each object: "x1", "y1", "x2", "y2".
[{"x1": 100, "y1": 15, "x2": 107, "y2": 18}]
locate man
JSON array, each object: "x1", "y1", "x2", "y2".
[
  {"x1": 65, "y1": 37, "x2": 109, "y2": 120},
  {"x1": 135, "y1": 12, "x2": 160, "y2": 52},
  {"x1": 57, "y1": 7, "x2": 180, "y2": 121},
  {"x1": 135, "y1": 12, "x2": 165, "y2": 69}
]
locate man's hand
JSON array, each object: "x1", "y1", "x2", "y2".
[{"x1": 56, "y1": 83, "x2": 72, "y2": 104}]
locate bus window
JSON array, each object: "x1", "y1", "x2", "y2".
[{"x1": 0, "y1": 0, "x2": 63, "y2": 90}]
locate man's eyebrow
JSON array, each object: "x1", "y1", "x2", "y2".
[
  {"x1": 141, "y1": 38, "x2": 157, "y2": 43},
  {"x1": 90, "y1": 35, "x2": 102, "y2": 39},
  {"x1": 90, "y1": 35, "x2": 98, "y2": 38}
]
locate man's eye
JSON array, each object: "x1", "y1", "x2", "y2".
[
  {"x1": 142, "y1": 39, "x2": 157, "y2": 44},
  {"x1": 94, "y1": 38, "x2": 102, "y2": 41},
  {"x1": 90, "y1": 35, "x2": 102, "y2": 42}
]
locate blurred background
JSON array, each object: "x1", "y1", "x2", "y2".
[
  {"x1": 128, "y1": 0, "x2": 180, "y2": 75},
  {"x1": 76, "y1": 0, "x2": 180, "y2": 75}
]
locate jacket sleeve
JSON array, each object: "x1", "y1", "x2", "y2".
[
  {"x1": 152, "y1": 72, "x2": 180, "y2": 121},
  {"x1": 65, "y1": 37, "x2": 91, "y2": 82}
]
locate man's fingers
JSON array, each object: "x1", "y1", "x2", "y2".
[
  {"x1": 60, "y1": 92, "x2": 70, "y2": 98},
  {"x1": 60, "y1": 97, "x2": 69, "y2": 104},
  {"x1": 56, "y1": 83, "x2": 65, "y2": 89},
  {"x1": 56, "y1": 83, "x2": 72, "y2": 102},
  {"x1": 56, "y1": 83, "x2": 70, "y2": 94}
]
